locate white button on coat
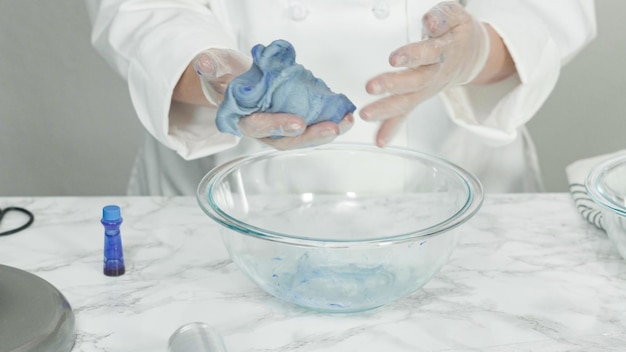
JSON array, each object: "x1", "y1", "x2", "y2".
[
  {"x1": 372, "y1": 1, "x2": 390, "y2": 19},
  {"x1": 289, "y1": 1, "x2": 308, "y2": 21}
]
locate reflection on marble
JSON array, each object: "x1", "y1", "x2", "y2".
[{"x1": 1, "y1": 195, "x2": 625, "y2": 351}]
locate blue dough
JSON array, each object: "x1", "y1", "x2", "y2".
[{"x1": 216, "y1": 39, "x2": 356, "y2": 137}]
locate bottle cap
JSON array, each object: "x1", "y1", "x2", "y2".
[{"x1": 102, "y1": 205, "x2": 121, "y2": 221}]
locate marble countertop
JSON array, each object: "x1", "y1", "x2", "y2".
[{"x1": 1, "y1": 194, "x2": 625, "y2": 352}]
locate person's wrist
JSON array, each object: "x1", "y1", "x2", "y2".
[
  {"x1": 469, "y1": 23, "x2": 515, "y2": 85},
  {"x1": 458, "y1": 21, "x2": 491, "y2": 85},
  {"x1": 173, "y1": 60, "x2": 214, "y2": 106}
]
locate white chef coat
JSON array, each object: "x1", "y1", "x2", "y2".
[{"x1": 85, "y1": 0, "x2": 596, "y2": 195}]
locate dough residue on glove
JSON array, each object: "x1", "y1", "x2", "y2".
[{"x1": 216, "y1": 39, "x2": 356, "y2": 137}]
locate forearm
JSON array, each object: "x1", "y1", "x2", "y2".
[{"x1": 471, "y1": 24, "x2": 516, "y2": 85}]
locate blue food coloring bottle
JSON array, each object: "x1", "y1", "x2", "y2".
[{"x1": 101, "y1": 205, "x2": 125, "y2": 277}]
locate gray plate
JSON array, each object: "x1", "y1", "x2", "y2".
[{"x1": 0, "y1": 264, "x2": 76, "y2": 352}]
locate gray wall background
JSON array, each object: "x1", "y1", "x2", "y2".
[{"x1": 0, "y1": 1, "x2": 623, "y2": 196}]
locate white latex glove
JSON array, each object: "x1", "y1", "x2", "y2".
[
  {"x1": 194, "y1": 49, "x2": 353, "y2": 150},
  {"x1": 360, "y1": 1, "x2": 490, "y2": 147}
]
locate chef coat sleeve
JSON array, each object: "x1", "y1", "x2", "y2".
[
  {"x1": 85, "y1": 0, "x2": 240, "y2": 160},
  {"x1": 438, "y1": 0, "x2": 597, "y2": 146}
]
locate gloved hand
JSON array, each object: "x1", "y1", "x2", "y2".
[
  {"x1": 194, "y1": 48, "x2": 252, "y2": 106},
  {"x1": 194, "y1": 49, "x2": 353, "y2": 150},
  {"x1": 360, "y1": 1, "x2": 490, "y2": 147}
]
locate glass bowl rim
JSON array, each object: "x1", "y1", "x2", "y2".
[
  {"x1": 196, "y1": 143, "x2": 484, "y2": 248},
  {"x1": 586, "y1": 153, "x2": 626, "y2": 217}
]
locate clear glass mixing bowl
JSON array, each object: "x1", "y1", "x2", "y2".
[
  {"x1": 586, "y1": 153, "x2": 626, "y2": 261},
  {"x1": 197, "y1": 144, "x2": 483, "y2": 313}
]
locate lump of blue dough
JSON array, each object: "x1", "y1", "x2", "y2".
[{"x1": 216, "y1": 39, "x2": 356, "y2": 137}]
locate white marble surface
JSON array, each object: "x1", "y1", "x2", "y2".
[{"x1": 1, "y1": 194, "x2": 625, "y2": 352}]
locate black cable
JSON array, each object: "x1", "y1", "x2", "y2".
[{"x1": 0, "y1": 207, "x2": 35, "y2": 236}]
